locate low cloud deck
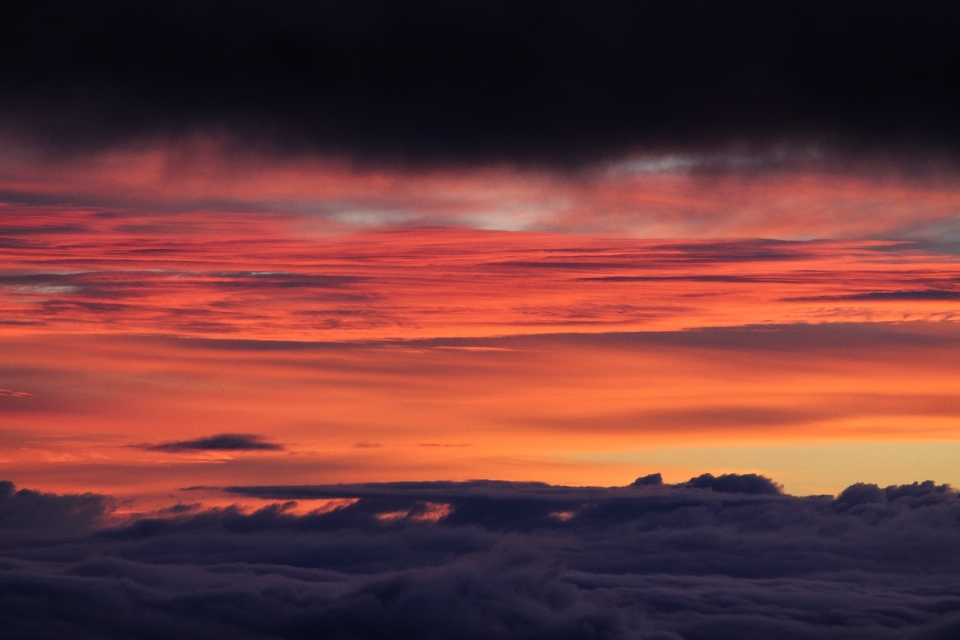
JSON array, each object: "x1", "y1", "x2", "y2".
[{"x1": 2, "y1": 477, "x2": 959, "y2": 639}]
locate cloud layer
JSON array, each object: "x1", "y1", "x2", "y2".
[
  {"x1": 2, "y1": 1, "x2": 960, "y2": 168},
  {"x1": 2, "y1": 477, "x2": 960, "y2": 638},
  {"x1": 3, "y1": 216, "x2": 960, "y2": 341}
]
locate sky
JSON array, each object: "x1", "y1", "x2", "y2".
[
  {"x1": 2, "y1": 1, "x2": 960, "y2": 505},
  {"x1": 6, "y1": 3, "x2": 960, "y2": 638}
]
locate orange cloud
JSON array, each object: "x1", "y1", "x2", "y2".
[
  {"x1": 4, "y1": 148, "x2": 960, "y2": 505},
  {"x1": 2, "y1": 213, "x2": 959, "y2": 341}
]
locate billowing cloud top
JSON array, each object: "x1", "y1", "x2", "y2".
[
  {"x1": 2, "y1": 476, "x2": 960, "y2": 638},
  {"x1": 2, "y1": 1, "x2": 960, "y2": 168}
]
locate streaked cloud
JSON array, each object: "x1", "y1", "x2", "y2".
[
  {"x1": 142, "y1": 433, "x2": 283, "y2": 453},
  {"x1": 2, "y1": 215, "x2": 959, "y2": 342}
]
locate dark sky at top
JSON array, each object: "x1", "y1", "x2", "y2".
[{"x1": 3, "y1": 1, "x2": 960, "y2": 169}]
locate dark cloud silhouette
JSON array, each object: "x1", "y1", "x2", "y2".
[
  {"x1": 2, "y1": 1, "x2": 960, "y2": 169},
  {"x1": 3, "y1": 475, "x2": 960, "y2": 638},
  {"x1": 143, "y1": 433, "x2": 283, "y2": 452},
  {"x1": 834, "y1": 482, "x2": 890, "y2": 509},
  {"x1": 684, "y1": 473, "x2": 783, "y2": 495},
  {"x1": 0, "y1": 481, "x2": 107, "y2": 539},
  {"x1": 632, "y1": 473, "x2": 663, "y2": 486},
  {"x1": 792, "y1": 290, "x2": 960, "y2": 302}
]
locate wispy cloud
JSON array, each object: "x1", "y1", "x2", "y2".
[{"x1": 2, "y1": 214, "x2": 959, "y2": 342}]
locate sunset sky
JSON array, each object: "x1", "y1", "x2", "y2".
[
  {"x1": 2, "y1": 1, "x2": 960, "y2": 506},
  {"x1": 8, "y1": 4, "x2": 960, "y2": 639}
]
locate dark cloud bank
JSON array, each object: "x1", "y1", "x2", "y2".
[
  {"x1": 3, "y1": 1, "x2": 960, "y2": 169},
  {"x1": 3, "y1": 475, "x2": 960, "y2": 639}
]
